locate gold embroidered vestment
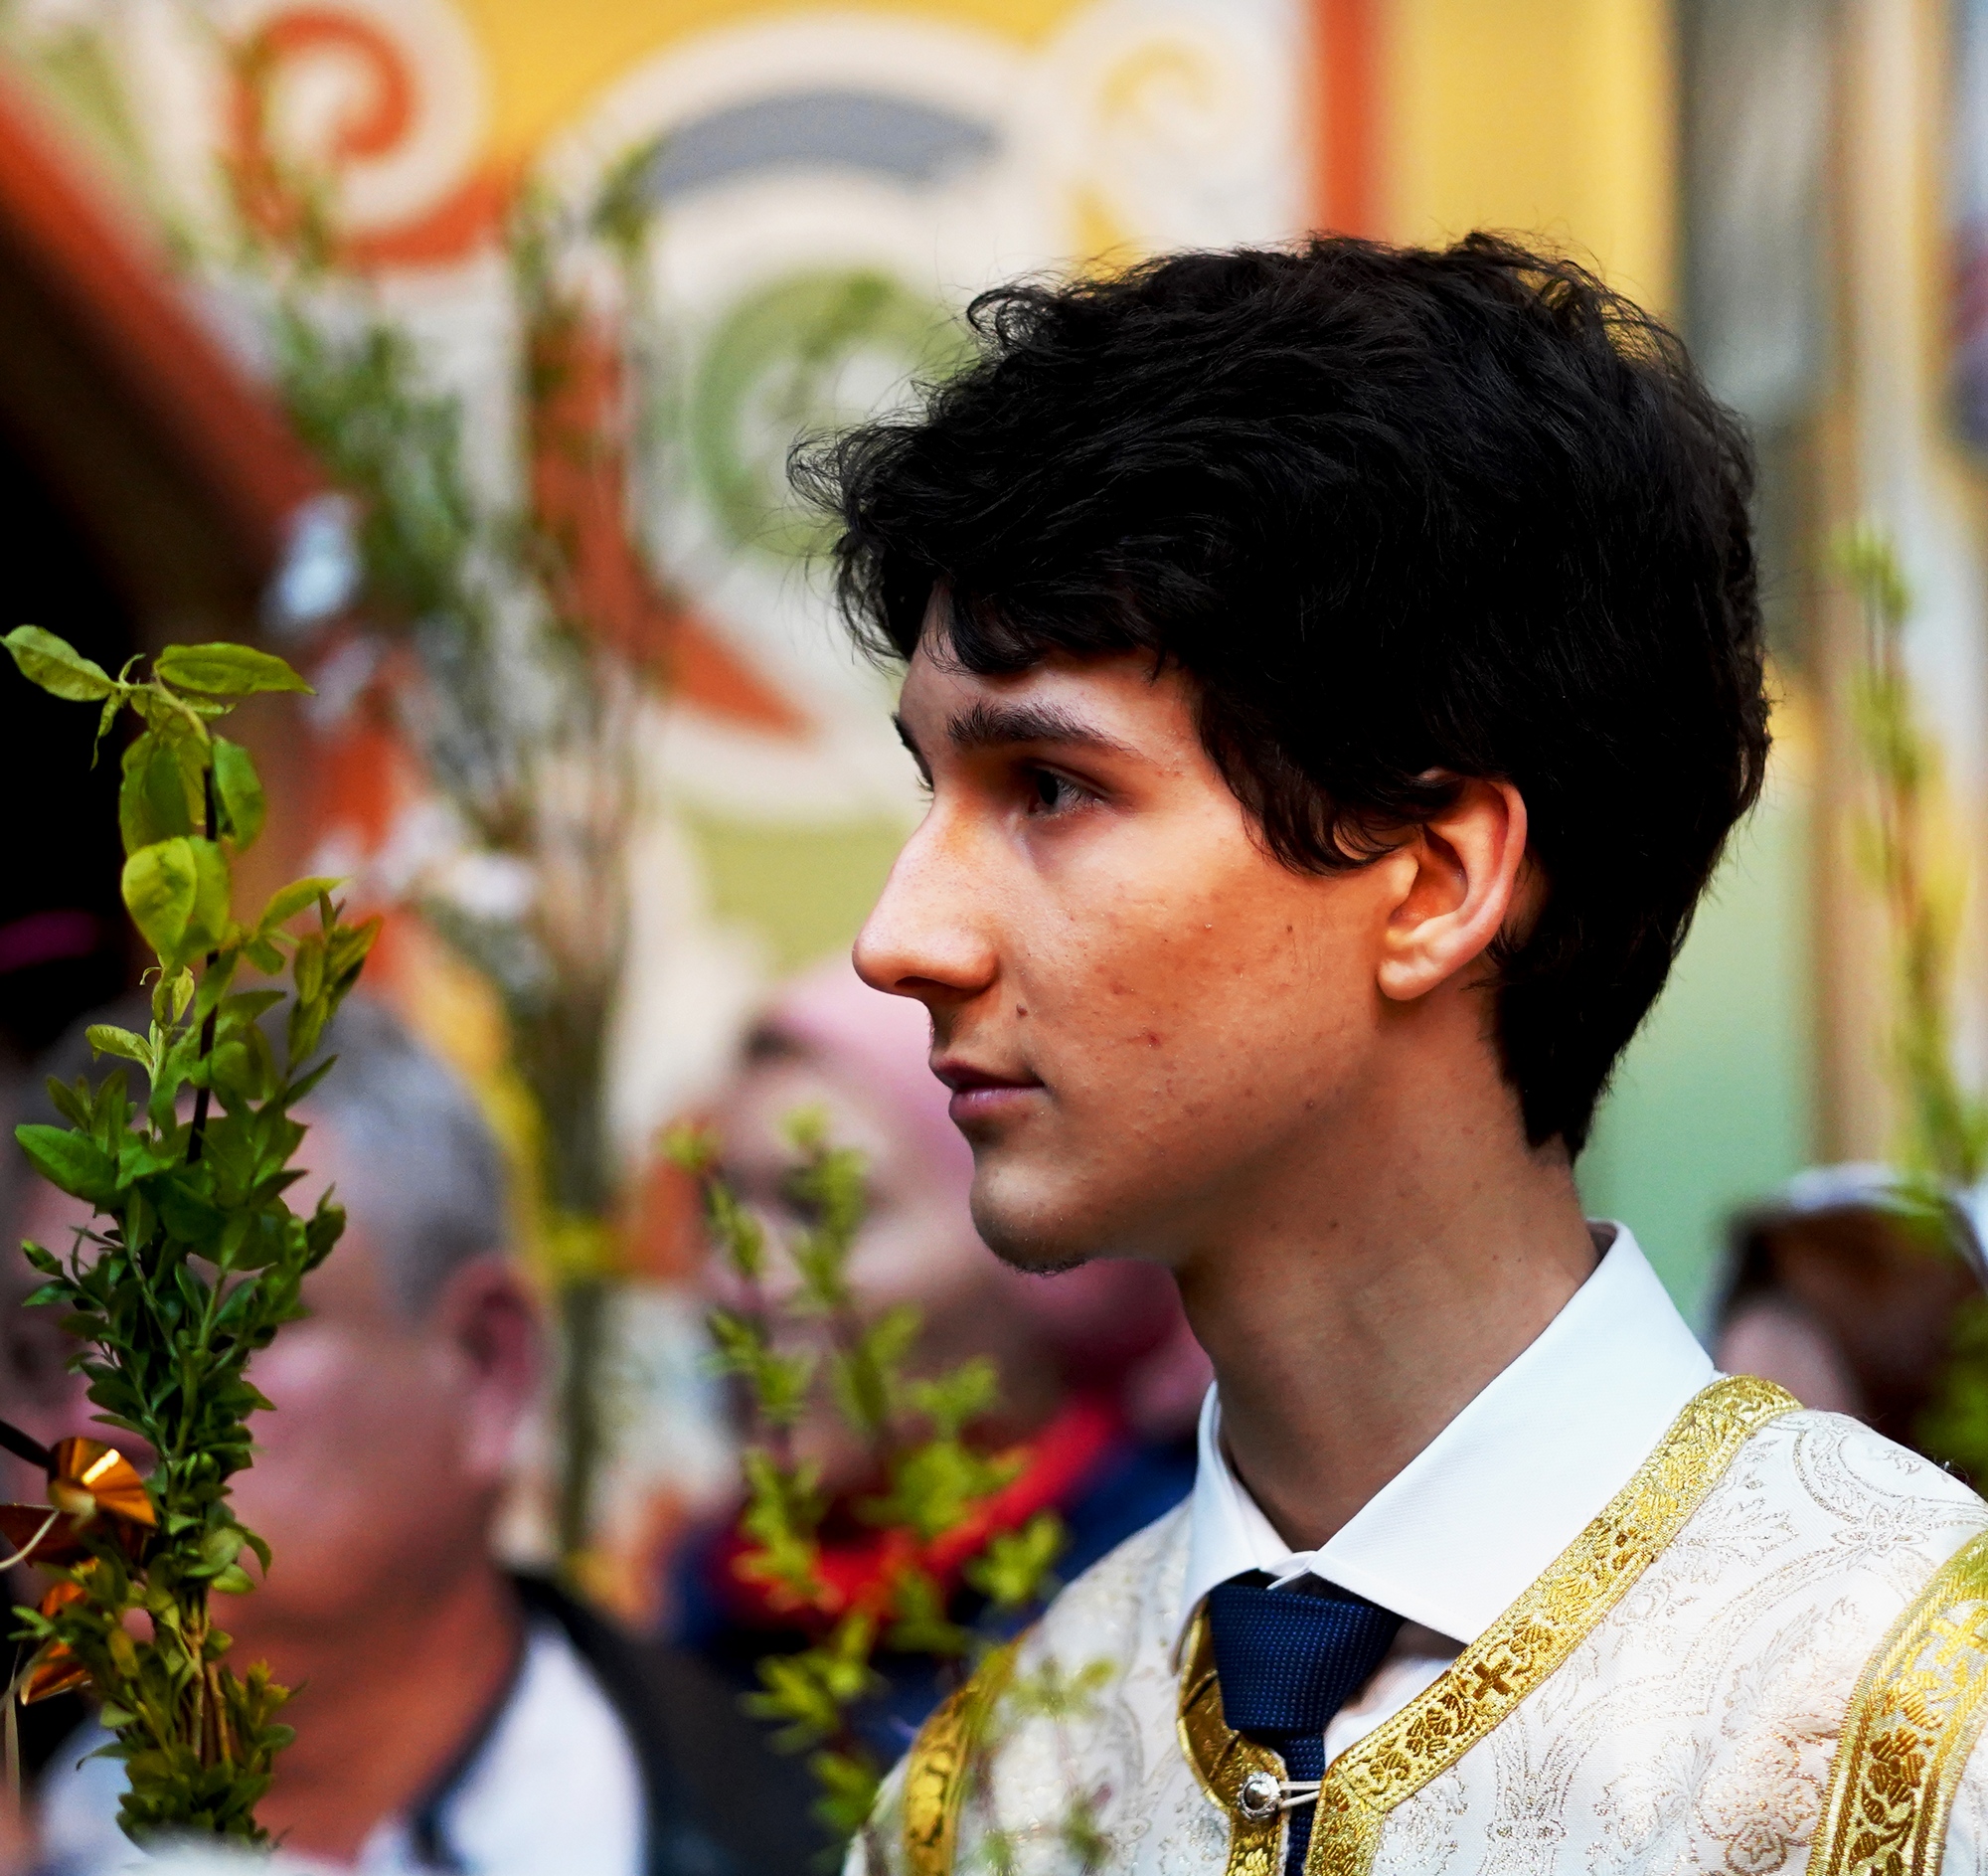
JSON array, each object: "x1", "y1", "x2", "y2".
[{"x1": 864, "y1": 1379, "x2": 1988, "y2": 1876}]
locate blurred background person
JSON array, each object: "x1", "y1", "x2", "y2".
[
  {"x1": 672, "y1": 958, "x2": 1210, "y2": 1851},
  {"x1": 0, "y1": 1000, "x2": 774, "y2": 1876},
  {"x1": 1714, "y1": 1164, "x2": 1985, "y2": 1458}
]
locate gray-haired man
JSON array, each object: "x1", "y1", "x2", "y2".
[{"x1": 2, "y1": 1000, "x2": 784, "y2": 1875}]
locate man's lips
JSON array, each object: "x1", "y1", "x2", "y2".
[{"x1": 931, "y1": 1058, "x2": 1044, "y2": 1128}]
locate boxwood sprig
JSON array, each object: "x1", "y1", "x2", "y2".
[{"x1": 1, "y1": 625, "x2": 377, "y2": 1843}]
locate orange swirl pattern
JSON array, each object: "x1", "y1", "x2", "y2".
[{"x1": 228, "y1": 5, "x2": 506, "y2": 269}]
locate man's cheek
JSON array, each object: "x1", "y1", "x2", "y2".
[{"x1": 241, "y1": 1328, "x2": 379, "y2": 1440}]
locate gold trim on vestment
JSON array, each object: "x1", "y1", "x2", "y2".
[
  {"x1": 1813, "y1": 1527, "x2": 1988, "y2": 1876},
  {"x1": 902, "y1": 1640, "x2": 1018, "y2": 1876},
  {"x1": 1178, "y1": 1618, "x2": 1287, "y2": 1876},
  {"x1": 1177, "y1": 1373, "x2": 1799, "y2": 1876}
]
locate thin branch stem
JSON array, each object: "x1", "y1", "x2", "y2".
[{"x1": 186, "y1": 767, "x2": 221, "y2": 1166}]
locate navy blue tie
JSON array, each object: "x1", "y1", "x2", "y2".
[{"x1": 1205, "y1": 1574, "x2": 1403, "y2": 1876}]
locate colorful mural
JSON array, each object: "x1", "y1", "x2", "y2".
[
  {"x1": 57, "y1": 0, "x2": 1296, "y2": 1134},
  {"x1": 13, "y1": 0, "x2": 1811, "y2": 1599},
  {"x1": 0, "y1": 0, "x2": 1314, "y2": 1597}
]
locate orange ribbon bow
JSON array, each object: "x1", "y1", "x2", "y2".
[
  {"x1": 0, "y1": 1419, "x2": 156, "y2": 1707},
  {"x1": 19, "y1": 1580, "x2": 89, "y2": 1705}
]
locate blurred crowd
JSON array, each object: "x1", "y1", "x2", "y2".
[
  {"x1": 0, "y1": 963, "x2": 1980, "y2": 1875},
  {"x1": 0, "y1": 965, "x2": 1211, "y2": 1875}
]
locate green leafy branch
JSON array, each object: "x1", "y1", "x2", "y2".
[
  {"x1": 1834, "y1": 530, "x2": 1988, "y2": 1483},
  {"x1": 1837, "y1": 527, "x2": 1988, "y2": 1185},
  {"x1": 0, "y1": 625, "x2": 377, "y2": 1843},
  {"x1": 217, "y1": 34, "x2": 675, "y2": 1575},
  {"x1": 667, "y1": 1118, "x2": 1068, "y2": 1843},
  {"x1": 968, "y1": 1658, "x2": 1116, "y2": 1876}
]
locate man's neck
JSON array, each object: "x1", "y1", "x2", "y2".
[
  {"x1": 244, "y1": 1562, "x2": 525, "y2": 1862},
  {"x1": 1175, "y1": 1059, "x2": 1597, "y2": 1554}
]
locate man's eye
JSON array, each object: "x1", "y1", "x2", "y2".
[{"x1": 1026, "y1": 767, "x2": 1080, "y2": 813}]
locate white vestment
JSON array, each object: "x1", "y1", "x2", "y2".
[{"x1": 852, "y1": 1230, "x2": 1988, "y2": 1876}]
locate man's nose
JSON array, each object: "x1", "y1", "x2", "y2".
[{"x1": 852, "y1": 812, "x2": 996, "y2": 1007}]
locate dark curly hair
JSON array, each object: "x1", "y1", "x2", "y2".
[{"x1": 797, "y1": 234, "x2": 1770, "y2": 1153}]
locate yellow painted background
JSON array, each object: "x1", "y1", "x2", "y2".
[
  {"x1": 1381, "y1": 0, "x2": 1675, "y2": 310},
  {"x1": 455, "y1": 0, "x2": 1677, "y2": 309},
  {"x1": 459, "y1": 0, "x2": 1093, "y2": 167},
  {"x1": 431, "y1": 0, "x2": 1690, "y2": 1000}
]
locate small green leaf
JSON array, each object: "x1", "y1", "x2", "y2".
[
  {"x1": 219, "y1": 990, "x2": 284, "y2": 1027},
  {"x1": 15, "y1": 1125, "x2": 118, "y2": 1206},
  {"x1": 86, "y1": 1026, "x2": 152, "y2": 1071},
  {"x1": 3, "y1": 625, "x2": 115, "y2": 701},
  {"x1": 905, "y1": 1355, "x2": 999, "y2": 1441},
  {"x1": 663, "y1": 1125, "x2": 715, "y2": 1177},
  {"x1": 157, "y1": 1171, "x2": 226, "y2": 1245},
  {"x1": 323, "y1": 917, "x2": 380, "y2": 1007},
  {"x1": 122, "y1": 838, "x2": 197, "y2": 965},
  {"x1": 805, "y1": 1749, "x2": 883, "y2": 1840},
  {"x1": 258, "y1": 877, "x2": 342, "y2": 936},
  {"x1": 118, "y1": 736, "x2": 194, "y2": 855},
  {"x1": 212, "y1": 739, "x2": 265, "y2": 849},
  {"x1": 155, "y1": 642, "x2": 311, "y2": 698},
  {"x1": 884, "y1": 1567, "x2": 969, "y2": 1656},
  {"x1": 121, "y1": 838, "x2": 230, "y2": 968},
  {"x1": 46, "y1": 1076, "x2": 89, "y2": 1129},
  {"x1": 190, "y1": 948, "x2": 241, "y2": 1027},
  {"x1": 210, "y1": 1025, "x2": 268, "y2": 1104},
  {"x1": 127, "y1": 683, "x2": 213, "y2": 748},
  {"x1": 188, "y1": 839, "x2": 232, "y2": 953},
  {"x1": 962, "y1": 1512, "x2": 1066, "y2": 1611}
]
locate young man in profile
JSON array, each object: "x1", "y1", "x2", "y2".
[{"x1": 807, "y1": 237, "x2": 1988, "y2": 1876}]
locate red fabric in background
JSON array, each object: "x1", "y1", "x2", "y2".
[{"x1": 715, "y1": 1394, "x2": 1125, "y2": 1629}]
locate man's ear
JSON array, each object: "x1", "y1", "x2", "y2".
[
  {"x1": 433, "y1": 1254, "x2": 543, "y2": 1482},
  {"x1": 1377, "y1": 776, "x2": 1530, "y2": 1003}
]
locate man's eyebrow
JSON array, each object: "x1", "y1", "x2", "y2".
[{"x1": 942, "y1": 699, "x2": 1136, "y2": 757}]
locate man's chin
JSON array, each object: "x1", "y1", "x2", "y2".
[
  {"x1": 968, "y1": 1172, "x2": 1114, "y2": 1276},
  {"x1": 984, "y1": 1234, "x2": 1094, "y2": 1278}
]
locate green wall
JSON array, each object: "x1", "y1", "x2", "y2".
[{"x1": 687, "y1": 811, "x2": 907, "y2": 977}]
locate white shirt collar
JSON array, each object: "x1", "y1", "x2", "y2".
[{"x1": 1179, "y1": 1225, "x2": 1713, "y2": 1646}]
